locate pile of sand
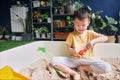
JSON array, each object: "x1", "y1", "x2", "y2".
[{"x1": 20, "y1": 58, "x2": 120, "y2": 80}]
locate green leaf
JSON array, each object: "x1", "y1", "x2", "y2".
[
  {"x1": 110, "y1": 25, "x2": 118, "y2": 32},
  {"x1": 37, "y1": 47, "x2": 46, "y2": 53},
  {"x1": 37, "y1": 47, "x2": 52, "y2": 60}
]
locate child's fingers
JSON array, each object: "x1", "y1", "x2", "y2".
[
  {"x1": 79, "y1": 49, "x2": 87, "y2": 55},
  {"x1": 86, "y1": 42, "x2": 94, "y2": 49},
  {"x1": 86, "y1": 43, "x2": 91, "y2": 49}
]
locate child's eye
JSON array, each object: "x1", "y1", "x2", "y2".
[{"x1": 76, "y1": 25, "x2": 80, "y2": 26}]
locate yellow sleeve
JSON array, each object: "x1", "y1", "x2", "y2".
[
  {"x1": 65, "y1": 33, "x2": 74, "y2": 48},
  {"x1": 89, "y1": 30, "x2": 105, "y2": 39}
]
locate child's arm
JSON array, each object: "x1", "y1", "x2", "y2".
[
  {"x1": 66, "y1": 45, "x2": 80, "y2": 57},
  {"x1": 86, "y1": 36, "x2": 108, "y2": 49},
  {"x1": 66, "y1": 45, "x2": 76, "y2": 54},
  {"x1": 79, "y1": 36, "x2": 108, "y2": 55}
]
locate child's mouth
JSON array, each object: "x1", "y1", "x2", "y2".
[{"x1": 79, "y1": 30, "x2": 84, "y2": 32}]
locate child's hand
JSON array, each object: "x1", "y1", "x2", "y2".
[
  {"x1": 78, "y1": 41, "x2": 95, "y2": 55},
  {"x1": 79, "y1": 49, "x2": 87, "y2": 55},
  {"x1": 85, "y1": 41, "x2": 95, "y2": 49},
  {"x1": 73, "y1": 50, "x2": 82, "y2": 57}
]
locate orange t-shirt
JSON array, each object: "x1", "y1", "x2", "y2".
[{"x1": 66, "y1": 30, "x2": 104, "y2": 58}]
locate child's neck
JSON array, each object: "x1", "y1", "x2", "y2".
[{"x1": 75, "y1": 30, "x2": 87, "y2": 35}]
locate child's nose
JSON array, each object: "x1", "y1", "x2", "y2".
[{"x1": 79, "y1": 26, "x2": 83, "y2": 29}]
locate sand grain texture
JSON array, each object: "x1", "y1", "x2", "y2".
[{"x1": 20, "y1": 58, "x2": 120, "y2": 80}]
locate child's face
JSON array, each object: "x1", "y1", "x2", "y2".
[{"x1": 74, "y1": 18, "x2": 90, "y2": 34}]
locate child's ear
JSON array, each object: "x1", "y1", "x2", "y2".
[
  {"x1": 89, "y1": 20, "x2": 90, "y2": 23},
  {"x1": 88, "y1": 20, "x2": 90, "y2": 24}
]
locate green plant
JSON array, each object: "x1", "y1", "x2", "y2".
[
  {"x1": 101, "y1": 16, "x2": 118, "y2": 35},
  {"x1": 0, "y1": 25, "x2": 9, "y2": 40},
  {"x1": 91, "y1": 11, "x2": 104, "y2": 32},
  {"x1": 118, "y1": 11, "x2": 120, "y2": 35},
  {"x1": 38, "y1": 27, "x2": 49, "y2": 34},
  {"x1": 118, "y1": 24, "x2": 120, "y2": 35},
  {"x1": 33, "y1": 10, "x2": 41, "y2": 20},
  {"x1": 54, "y1": 0, "x2": 67, "y2": 7},
  {"x1": 0, "y1": 25, "x2": 9, "y2": 35},
  {"x1": 64, "y1": 28, "x2": 71, "y2": 33},
  {"x1": 91, "y1": 11, "x2": 118, "y2": 36},
  {"x1": 73, "y1": 0, "x2": 84, "y2": 10},
  {"x1": 55, "y1": 19, "x2": 61, "y2": 27},
  {"x1": 25, "y1": 12, "x2": 32, "y2": 34},
  {"x1": 66, "y1": 16, "x2": 73, "y2": 26},
  {"x1": 0, "y1": 26, "x2": 2, "y2": 35},
  {"x1": 41, "y1": 12, "x2": 49, "y2": 21}
]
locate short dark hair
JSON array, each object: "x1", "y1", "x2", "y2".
[{"x1": 73, "y1": 7, "x2": 91, "y2": 20}]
